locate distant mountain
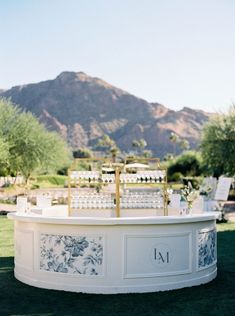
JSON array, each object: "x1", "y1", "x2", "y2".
[{"x1": 0, "y1": 71, "x2": 212, "y2": 157}]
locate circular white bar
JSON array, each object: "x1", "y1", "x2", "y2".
[{"x1": 8, "y1": 212, "x2": 217, "y2": 294}]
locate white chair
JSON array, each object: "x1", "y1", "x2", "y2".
[
  {"x1": 204, "y1": 177, "x2": 233, "y2": 212},
  {"x1": 36, "y1": 195, "x2": 52, "y2": 208},
  {"x1": 200, "y1": 177, "x2": 217, "y2": 199},
  {"x1": 214, "y1": 177, "x2": 233, "y2": 201},
  {"x1": 191, "y1": 196, "x2": 204, "y2": 214},
  {"x1": 16, "y1": 196, "x2": 28, "y2": 213},
  {"x1": 168, "y1": 194, "x2": 181, "y2": 215}
]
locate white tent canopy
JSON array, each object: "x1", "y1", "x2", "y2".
[
  {"x1": 124, "y1": 163, "x2": 150, "y2": 170},
  {"x1": 102, "y1": 167, "x2": 115, "y2": 172}
]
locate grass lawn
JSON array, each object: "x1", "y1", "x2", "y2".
[
  {"x1": 0, "y1": 217, "x2": 235, "y2": 316},
  {"x1": 33, "y1": 175, "x2": 67, "y2": 189}
]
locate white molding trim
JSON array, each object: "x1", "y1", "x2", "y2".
[{"x1": 15, "y1": 228, "x2": 34, "y2": 272}]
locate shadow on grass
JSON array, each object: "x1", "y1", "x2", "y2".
[{"x1": 0, "y1": 230, "x2": 235, "y2": 316}]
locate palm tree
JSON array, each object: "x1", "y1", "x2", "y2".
[
  {"x1": 169, "y1": 132, "x2": 179, "y2": 155},
  {"x1": 132, "y1": 138, "x2": 147, "y2": 156},
  {"x1": 179, "y1": 139, "x2": 190, "y2": 151},
  {"x1": 97, "y1": 134, "x2": 119, "y2": 161}
]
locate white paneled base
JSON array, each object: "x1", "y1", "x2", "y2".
[{"x1": 9, "y1": 212, "x2": 218, "y2": 294}]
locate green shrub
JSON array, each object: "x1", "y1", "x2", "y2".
[
  {"x1": 77, "y1": 162, "x2": 91, "y2": 171},
  {"x1": 73, "y1": 148, "x2": 93, "y2": 158},
  {"x1": 169, "y1": 172, "x2": 183, "y2": 182},
  {"x1": 30, "y1": 184, "x2": 40, "y2": 190},
  {"x1": 36, "y1": 175, "x2": 66, "y2": 186},
  {"x1": 168, "y1": 151, "x2": 203, "y2": 180},
  {"x1": 57, "y1": 166, "x2": 68, "y2": 176},
  {"x1": 0, "y1": 197, "x2": 16, "y2": 205}
]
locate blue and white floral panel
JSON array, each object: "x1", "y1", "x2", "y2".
[
  {"x1": 198, "y1": 229, "x2": 216, "y2": 270},
  {"x1": 40, "y1": 234, "x2": 103, "y2": 275}
]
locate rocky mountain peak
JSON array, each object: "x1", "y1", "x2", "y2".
[
  {"x1": 0, "y1": 72, "x2": 213, "y2": 157},
  {"x1": 55, "y1": 71, "x2": 127, "y2": 97},
  {"x1": 56, "y1": 71, "x2": 88, "y2": 82}
]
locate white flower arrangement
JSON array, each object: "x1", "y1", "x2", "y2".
[
  {"x1": 166, "y1": 187, "x2": 173, "y2": 204},
  {"x1": 181, "y1": 182, "x2": 199, "y2": 209}
]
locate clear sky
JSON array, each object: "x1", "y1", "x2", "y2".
[{"x1": 0, "y1": 0, "x2": 235, "y2": 112}]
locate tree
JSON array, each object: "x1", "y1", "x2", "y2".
[
  {"x1": 169, "y1": 132, "x2": 190, "y2": 155},
  {"x1": 163, "y1": 153, "x2": 174, "y2": 161},
  {"x1": 143, "y1": 149, "x2": 152, "y2": 158},
  {"x1": 110, "y1": 146, "x2": 119, "y2": 162},
  {"x1": 0, "y1": 136, "x2": 9, "y2": 175},
  {"x1": 73, "y1": 148, "x2": 93, "y2": 159},
  {"x1": 169, "y1": 132, "x2": 179, "y2": 155},
  {"x1": 132, "y1": 138, "x2": 147, "y2": 156},
  {"x1": 0, "y1": 136, "x2": 9, "y2": 163},
  {"x1": 200, "y1": 106, "x2": 235, "y2": 176},
  {"x1": 0, "y1": 98, "x2": 72, "y2": 182},
  {"x1": 96, "y1": 134, "x2": 119, "y2": 161},
  {"x1": 179, "y1": 139, "x2": 190, "y2": 151},
  {"x1": 167, "y1": 151, "x2": 202, "y2": 178}
]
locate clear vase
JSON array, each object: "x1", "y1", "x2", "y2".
[{"x1": 186, "y1": 203, "x2": 193, "y2": 215}]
